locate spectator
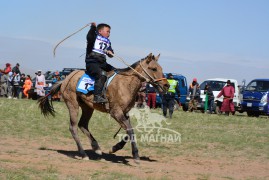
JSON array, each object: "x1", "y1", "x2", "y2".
[
  {"x1": 217, "y1": 80, "x2": 235, "y2": 116},
  {"x1": 12, "y1": 63, "x2": 21, "y2": 75},
  {"x1": 162, "y1": 73, "x2": 180, "y2": 118},
  {"x1": 0, "y1": 72, "x2": 8, "y2": 97},
  {"x1": 188, "y1": 78, "x2": 200, "y2": 112},
  {"x1": 146, "y1": 83, "x2": 157, "y2": 109},
  {"x1": 204, "y1": 84, "x2": 214, "y2": 114},
  {"x1": 12, "y1": 72, "x2": 20, "y2": 99},
  {"x1": 18, "y1": 73, "x2": 26, "y2": 98},
  {"x1": 23, "y1": 75, "x2": 32, "y2": 99},
  {"x1": 0, "y1": 63, "x2": 12, "y2": 74},
  {"x1": 51, "y1": 71, "x2": 62, "y2": 101},
  {"x1": 7, "y1": 72, "x2": 14, "y2": 99},
  {"x1": 35, "y1": 70, "x2": 46, "y2": 98}
]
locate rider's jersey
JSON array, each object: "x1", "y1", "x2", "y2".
[{"x1": 92, "y1": 34, "x2": 112, "y2": 55}]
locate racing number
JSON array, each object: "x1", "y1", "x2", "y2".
[
  {"x1": 99, "y1": 42, "x2": 107, "y2": 51},
  {"x1": 85, "y1": 83, "x2": 93, "y2": 90}
]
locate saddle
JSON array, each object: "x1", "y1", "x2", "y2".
[{"x1": 76, "y1": 71, "x2": 117, "y2": 109}]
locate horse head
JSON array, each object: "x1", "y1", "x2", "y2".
[{"x1": 140, "y1": 53, "x2": 169, "y2": 94}]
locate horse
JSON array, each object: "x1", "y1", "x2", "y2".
[{"x1": 38, "y1": 53, "x2": 169, "y2": 163}]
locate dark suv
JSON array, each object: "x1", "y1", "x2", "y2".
[{"x1": 241, "y1": 79, "x2": 269, "y2": 117}]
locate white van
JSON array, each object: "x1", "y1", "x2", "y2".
[{"x1": 198, "y1": 78, "x2": 242, "y2": 113}]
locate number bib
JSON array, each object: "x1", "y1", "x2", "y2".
[
  {"x1": 92, "y1": 35, "x2": 111, "y2": 55},
  {"x1": 76, "y1": 74, "x2": 95, "y2": 94}
]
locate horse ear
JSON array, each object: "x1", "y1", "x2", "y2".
[
  {"x1": 154, "y1": 54, "x2": 161, "y2": 61},
  {"x1": 146, "y1": 53, "x2": 153, "y2": 63}
]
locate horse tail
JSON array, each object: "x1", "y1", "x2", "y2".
[{"x1": 38, "y1": 81, "x2": 63, "y2": 117}]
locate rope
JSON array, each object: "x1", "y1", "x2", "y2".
[
  {"x1": 110, "y1": 52, "x2": 150, "y2": 82},
  {"x1": 53, "y1": 24, "x2": 90, "y2": 57}
]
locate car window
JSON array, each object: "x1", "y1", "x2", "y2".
[
  {"x1": 200, "y1": 80, "x2": 226, "y2": 91},
  {"x1": 246, "y1": 80, "x2": 269, "y2": 92},
  {"x1": 180, "y1": 79, "x2": 185, "y2": 87}
]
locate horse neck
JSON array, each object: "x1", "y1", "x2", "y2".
[{"x1": 118, "y1": 65, "x2": 146, "y2": 98}]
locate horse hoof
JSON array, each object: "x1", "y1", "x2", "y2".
[
  {"x1": 95, "y1": 149, "x2": 102, "y2": 155},
  {"x1": 82, "y1": 156, "x2": 90, "y2": 161},
  {"x1": 109, "y1": 149, "x2": 114, "y2": 154},
  {"x1": 134, "y1": 158, "x2": 140, "y2": 164}
]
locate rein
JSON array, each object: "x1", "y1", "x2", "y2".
[
  {"x1": 111, "y1": 52, "x2": 167, "y2": 89},
  {"x1": 111, "y1": 53, "x2": 150, "y2": 82}
]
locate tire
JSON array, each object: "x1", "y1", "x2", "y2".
[{"x1": 247, "y1": 111, "x2": 260, "y2": 117}]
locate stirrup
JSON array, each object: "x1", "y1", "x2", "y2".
[{"x1": 93, "y1": 95, "x2": 108, "y2": 103}]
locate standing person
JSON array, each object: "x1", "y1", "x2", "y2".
[
  {"x1": 217, "y1": 80, "x2": 235, "y2": 115},
  {"x1": 0, "y1": 72, "x2": 8, "y2": 97},
  {"x1": 7, "y1": 72, "x2": 14, "y2": 99},
  {"x1": 188, "y1": 78, "x2": 200, "y2": 112},
  {"x1": 51, "y1": 71, "x2": 62, "y2": 101},
  {"x1": 146, "y1": 83, "x2": 157, "y2": 109},
  {"x1": 35, "y1": 70, "x2": 46, "y2": 99},
  {"x1": 12, "y1": 63, "x2": 21, "y2": 76},
  {"x1": 162, "y1": 73, "x2": 180, "y2": 118},
  {"x1": 12, "y1": 72, "x2": 20, "y2": 99},
  {"x1": 23, "y1": 75, "x2": 32, "y2": 99},
  {"x1": 0, "y1": 63, "x2": 12, "y2": 74},
  {"x1": 85, "y1": 22, "x2": 115, "y2": 103},
  {"x1": 204, "y1": 84, "x2": 214, "y2": 114},
  {"x1": 18, "y1": 73, "x2": 26, "y2": 98}
]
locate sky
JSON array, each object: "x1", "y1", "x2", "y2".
[{"x1": 0, "y1": 0, "x2": 268, "y2": 85}]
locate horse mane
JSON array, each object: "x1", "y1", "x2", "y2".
[{"x1": 116, "y1": 57, "x2": 146, "y2": 74}]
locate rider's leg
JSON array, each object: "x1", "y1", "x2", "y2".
[{"x1": 86, "y1": 62, "x2": 107, "y2": 103}]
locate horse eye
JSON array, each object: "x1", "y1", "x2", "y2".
[{"x1": 152, "y1": 68, "x2": 157, "y2": 72}]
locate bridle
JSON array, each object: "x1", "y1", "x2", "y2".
[
  {"x1": 139, "y1": 60, "x2": 167, "y2": 92},
  {"x1": 109, "y1": 52, "x2": 167, "y2": 91}
]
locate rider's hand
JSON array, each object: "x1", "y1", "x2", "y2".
[
  {"x1": 106, "y1": 50, "x2": 113, "y2": 56},
  {"x1": 90, "y1": 22, "x2": 96, "y2": 27}
]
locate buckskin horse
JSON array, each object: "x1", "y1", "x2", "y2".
[{"x1": 38, "y1": 53, "x2": 169, "y2": 163}]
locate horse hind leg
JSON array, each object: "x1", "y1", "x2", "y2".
[
  {"x1": 67, "y1": 101, "x2": 89, "y2": 160},
  {"x1": 78, "y1": 104, "x2": 102, "y2": 155}
]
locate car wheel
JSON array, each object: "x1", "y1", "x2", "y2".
[{"x1": 247, "y1": 111, "x2": 259, "y2": 117}]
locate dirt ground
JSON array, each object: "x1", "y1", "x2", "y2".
[{"x1": 1, "y1": 137, "x2": 268, "y2": 180}]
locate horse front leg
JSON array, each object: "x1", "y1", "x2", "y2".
[{"x1": 110, "y1": 113, "x2": 140, "y2": 163}]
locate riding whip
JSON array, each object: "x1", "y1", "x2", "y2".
[{"x1": 53, "y1": 23, "x2": 90, "y2": 57}]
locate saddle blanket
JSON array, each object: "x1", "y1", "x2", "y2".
[{"x1": 76, "y1": 73, "x2": 117, "y2": 94}]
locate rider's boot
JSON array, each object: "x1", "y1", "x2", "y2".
[{"x1": 93, "y1": 76, "x2": 108, "y2": 103}]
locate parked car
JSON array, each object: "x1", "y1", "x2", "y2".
[
  {"x1": 155, "y1": 73, "x2": 188, "y2": 110},
  {"x1": 185, "y1": 78, "x2": 243, "y2": 113},
  {"x1": 241, "y1": 79, "x2": 269, "y2": 117}
]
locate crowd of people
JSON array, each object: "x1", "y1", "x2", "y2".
[
  {"x1": 0, "y1": 63, "x2": 62, "y2": 100},
  {"x1": 135, "y1": 75, "x2": 235, "y2": 118}
]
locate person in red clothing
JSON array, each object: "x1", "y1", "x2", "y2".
[
  {"x1": 217, "y1": 80, "x2": 235, "y2": 115},
  {"x1": 0, "y1": 63, "x2": 12, "y2": 74},
  {"x1": 146, "y1": 83, "x2": 157, "y2": 109}
]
